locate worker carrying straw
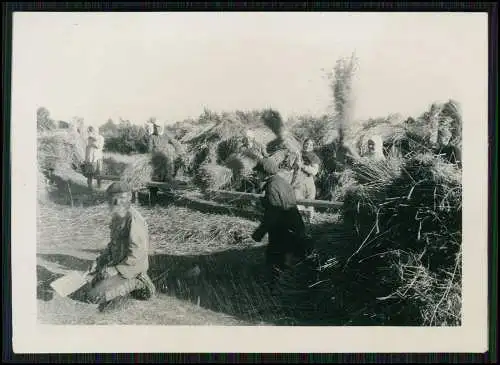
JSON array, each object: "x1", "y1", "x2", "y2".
[
  {"x1": 84, "y1": 182, "x2": 156, "y2": 311},
  {"x1": 291, "y1": 138, "x2": 321, "y2": 223},
  {"x1": 145, "y1": 119, "x2": 164, "y2": 153},
  {"x1": 85, "y1": 126, "x2": 105, "y2": 190},
  {"x1": 251, "y1": 157, "x2": 308, "y2": 286}
]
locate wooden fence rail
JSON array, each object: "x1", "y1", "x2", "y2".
[{"x1": 96, "y1": 175, "x2": 342, "y2": 209}]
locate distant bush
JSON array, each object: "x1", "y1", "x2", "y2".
[{"x1": 101, "y1": 119, "x2": 149, "y2": 155}]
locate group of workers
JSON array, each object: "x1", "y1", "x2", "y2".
[
  {"x1": 80, "y1": 136, "x2": 374, "y2": 311},
  {"x1": 78, "y1": 117, "x2": 462, "y2": 311}
]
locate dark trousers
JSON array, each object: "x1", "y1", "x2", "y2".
[{"x1": 266, "y1": 229, "x2": 307, "y2": 281}]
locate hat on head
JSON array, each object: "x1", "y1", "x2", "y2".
[
  {"x1": 106, "y1": 181, "x2": 131, "y2": 196},
  {"x1": 254, "y1": 157, "x2": 279, "y2": 175}
]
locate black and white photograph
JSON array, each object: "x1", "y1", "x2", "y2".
[{"x1": 11, "y1": 10, "x2": 489, "y2": 353}]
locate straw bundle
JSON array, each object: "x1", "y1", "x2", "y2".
[
  {"x1": 224, "y1": 153, "x2": 259, "y2": 180},
  {"x1": 193, "y1": 163, "x2": 233, "y2": 191},
  {"x1": 261, "y1": 108, "x2": 285, "y2": 136},
  {"x1": 120, "y1": 155, "x2": 154, "y2": 190},
  {"x1": 102, "y1": 156, "x2": 129, "y2": 176},
  {"x1": 151, "y1": 151, "x2": 175, "y2": 183},
  {"x1": 187, "y1": 144, "x2": 218, "y2": 174},
  {"x1": 216, "y1": 136, "x2": 244, "y2": 164},
  {"x1": 187, "y1": 119, "x2": 246, "y2": 146}
]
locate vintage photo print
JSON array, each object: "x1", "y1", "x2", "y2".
[{"x1": 11, "y1": 11, "x2": 489, "y2": 353}]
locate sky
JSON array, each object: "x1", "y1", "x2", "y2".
[{"x1": 12, "y1": 11, "x2": 488, "y2": 127}]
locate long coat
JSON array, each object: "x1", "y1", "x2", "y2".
[{"x1": 253, "y1": 174, "x2": 307, "y2": 266}]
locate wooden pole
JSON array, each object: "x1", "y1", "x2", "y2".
[
  {"x1": 95, "y1": 177, "x2": 343, "y2": 209},
  {"x1": 206, "y1": 189, "x2": 343, "y2": 209}
]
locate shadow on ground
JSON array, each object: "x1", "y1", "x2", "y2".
[
  {"x1": 37, "y1": 265, "x2": 65, "y2": 301},
  {"x1": 47, "y1": 174, "x2": 108, "y2": 207},
  {"x1": 147, "y1": 245, "x2": 291, "y2": 325},
  {"x1": 37, "y1": 243, "x2": 335, "y2": 325}
]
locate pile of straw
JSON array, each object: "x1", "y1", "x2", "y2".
[
  {"x1": 37, "y1": 130, "x2": 87, "y2": 172},
  {"x1": 193, "y1": 163, "x2": 233, "y2": 192},
  {"x1": 145, "y1": 206, "x2": 262, "y2": 255},
  {"x1": 312, "y1": 152, "x2": 463, "y2": 325}
]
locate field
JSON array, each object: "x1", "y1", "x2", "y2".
[
  {"x1": 37, "y1": 177, "x2": 342, "y2": 326},
  {"x1": 36, "y1": 60, "x2": 463, "y2": 326}
]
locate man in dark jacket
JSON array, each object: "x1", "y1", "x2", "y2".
[
  {"x1": 251, "y1": 158, "x2": 308, "y2": 284},
  {"x1": 86, "y1": 182, "x2": 156, "y2": 311}
]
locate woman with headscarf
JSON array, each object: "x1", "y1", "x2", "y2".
[
  {"x1": 291, "y1": 138, "x2": 321, "y2": 223},
  {"x1": 434, "y1": 121, "x2": 462, "y2": 168},
  {"x1": 363, "y1": 135, "x2": 386, "y2": 161},
  {"x1": 145, "y1": 119, "x2": 164, "y2": 153},
  {"x1": 85, "y1": 126, "x2": 105, "y2": 189}
]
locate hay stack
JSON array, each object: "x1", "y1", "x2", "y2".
[
  {"x1": 185, "y1": 119, "x2": 247, "y2": 173},
  {"x1": 327, "y1": 152, "x2": 462, "y2": 325},
  {"x1": 193, "y1": 163, "x2": 233, "y2": 192}
]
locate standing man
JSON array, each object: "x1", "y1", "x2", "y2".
[
  {"x1": 86, "y1": 182, "x2": 156, "y2": 311},
  {"x1": 85, "y1": 126, "x2": 105, "y2": 190},
  {"x1": 251, "y1": 158, "x2": 308, "y2": 286},
  {"x1": 291, "y1": 138, "x2": 321, "y2": 223}
]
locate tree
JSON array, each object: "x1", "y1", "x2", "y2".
[
  {"x1": 103, "y1": 118, "x2": 149, "y2": 154},
  {"x1": 99, "y1": 118, "x2": 118, "y2": 138}
]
